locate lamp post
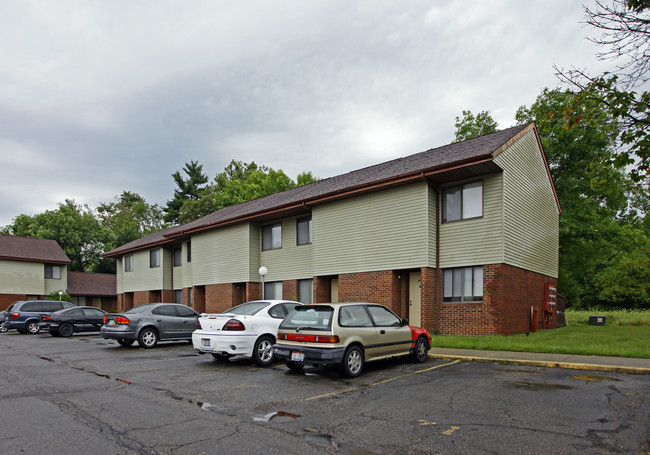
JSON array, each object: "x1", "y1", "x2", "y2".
[
  {"x1": 258, "y1": 266, "x2": 268, "y2": 300},
  {"x1": 58, "y1": 291, "x2": 63, "y2": 301}
]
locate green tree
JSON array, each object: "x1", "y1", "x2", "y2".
[
  {"x1": 453, "y1": 110, "x2": 498, "y2": 142},
  {"x1": 95, "y1": 191, "x2": 167, "y2": 272},
  {"x1": 164, "y1": 160, "x2": 209, "y2": 224},
  {"x1": 7, "y1": 200, "x2": 104, "y2": 272},
  {"x1": 176, "y1": 160, "x2": 320, "y2": 223},
  {"x1": 46, "y1": 290, "x2": 72, "y2": 303}
]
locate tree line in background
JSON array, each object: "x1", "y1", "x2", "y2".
[
  {"x1": 1, "y1": 0, "x2": 648, "y2": 310},
  {"x1": 0, "y1": 160, "x2": 319, "y2": 274},
  {"x1": 454, "y1": 0, "x2": 650, "y2": 310}
]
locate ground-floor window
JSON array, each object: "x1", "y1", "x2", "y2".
[
  {"x1": 443, "y1": 266, "x2": 483, "y2": 302},
  {"x1": 174, "y1": 289, "x2": 183, "y2": 304},
  {"x1": 298, "y1": 279, "x2": 313, "y2": 304},
  {"x1": 264, "y1": 281, "x2": 282, "y2": 300}
]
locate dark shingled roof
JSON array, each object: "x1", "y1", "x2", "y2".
[
  {"x1": 67, "y1": 272, "x2": 116, "y2": 297},
  {"x1": 0, "y1": 235, "x2": 70, "y2": 264},
  {"x1": 105, "y1": 123, "x2": 536, "y2": 257}
]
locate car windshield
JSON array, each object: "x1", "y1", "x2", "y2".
[
  {"x1": 225, "y1": 302, "x2": 268, "y2": 315},
  {"x1": 280, "y1": 306, "x2": 333, "y2": 331}
]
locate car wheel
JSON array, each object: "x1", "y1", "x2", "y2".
[
  {"x1": 211, "y1": 353, "x2": 232, "y2": 361},
  {"x1": 412, "y1": 336, "x2": 429, "y2": 363},
  {"x1": 26, "y1": 320, "x2": 40, "y2": 334},
  {"x1": 116, "y1": 339, "x2": 134, "y2": 347},
  {"x1": 252, "y1": 335, "x2": 275, "y2": 366},
  {"x1": 58, "y1": 323, "x2": 74, "y2": 338},
  {"x1": 138, "y1": 328, "x2": 159, "y2": 349},
  {"x1": 341, "y1": 346, "x2": 364, "y2": 378},
  {"x1": 1, "y1": 326, "x2": 8, "y2": 333},
  {"x1": 285, "y1": 361, "x2": 304, "y2": 372}
]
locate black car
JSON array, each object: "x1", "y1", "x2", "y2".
[{"x1": 42, "y1": 306, "x2": 107, "y2": 337}]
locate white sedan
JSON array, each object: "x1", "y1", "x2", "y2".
[{"x1": 192, "y1": 300, "x2": 302, "y2": 366}]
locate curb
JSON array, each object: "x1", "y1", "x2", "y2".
[{"x1": 427, "y1": 353, "x2": 650, "y2": 375}]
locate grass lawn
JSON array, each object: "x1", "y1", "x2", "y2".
[{"x1": 430, "y1": 310, "x2": 650, "y2": 359}]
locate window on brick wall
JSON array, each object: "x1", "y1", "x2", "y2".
[
  {"x1": 298, "y1": 279, "x2": 313, "y2": 304},
  {"x1": 174, "y1": 290, "x2": 183, "y2": 304},
  {"x1": 443, "y1": 266, "x2": 483, "y2": 302},
  {"x1": 442, "y1": 181, "x2": 483, "y2": 222},
  {"x1": 264, "y1": 281, "x2": 282, "y2": 300}
]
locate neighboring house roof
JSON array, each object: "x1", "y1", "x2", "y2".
[
  {"x1": 106, "y1": 122, "x2": 559, "y2": 257},
  {"x1": 67, "y1": 272, "x2": 116, "y2": 297},
  {"x1": 0, "y1": 235, "x2": 71, "y2": 264}
]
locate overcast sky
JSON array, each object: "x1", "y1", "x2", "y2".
[{"x1": 0, "y1": 0, "x2": 613, "y2": 227}]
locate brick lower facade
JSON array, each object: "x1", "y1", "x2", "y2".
[{"x1": 112, "y1": 263, "x2": 557, "y2": 335}]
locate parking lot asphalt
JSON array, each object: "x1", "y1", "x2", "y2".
[{"x1": 429, "y1": 348, "x2": 650, "y2": 375}]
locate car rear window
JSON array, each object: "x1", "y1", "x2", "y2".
[
  {"x1": 125, "y1": 305, "x2": 152, "y2": 314},
  {"x1": 226, "y1": 301, "x2": 268, "y2": 315},
  {"x1": 279, "y1": 306, "x2": 333, "y2": 331}
]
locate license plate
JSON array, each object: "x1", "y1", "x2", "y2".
[
  {"x1": 202, "y1": 338, "x2": 210, "y2": 347},
  {"x1": 291, "y1": 351, "x2": 304, "y2": 362},
  {"x1": 106, "y1": 320, "x2": 116, "y2": 327}
]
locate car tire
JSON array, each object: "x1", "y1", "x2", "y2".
[
  {"x1": 49, "y1": 330, "x2": 60, "y2": 337},
  {"x1": 341, "y1": 346, "x2": 364, "y2": 378},
  {"x1": 58, "y1": 323, "x2": 74, "y2": 338},
  {"x1": 211, "y1": 353, "x2": 232, "y2": 361},
  {"x1": 285, "y1": 361, "x2": 304, "y2": 372},
  {"x1": 412, "y1": 336, "x2": 429, "y2": 363},
  {"x1": 116, "y1": 339, "x2": 135, "y2": 347},
  {"x1": 138, "y1": 328, "x2": 159, "y2": 349},
  {"x1": 252, "y1": 335, "x2": 275, "y2": 366},
  {"x1": 26, "y1": 320, "x2": 40, "y2": 334},
  {"x1": 0, "y1": 326, "x2": 7, "y2": 333}
]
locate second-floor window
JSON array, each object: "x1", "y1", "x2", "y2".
[
  {"x1": 173, "y1": 247, "x2": 182, "y2": 267},
  {"x1": 186, "y1": 241, "x2": 191, "y2": 263},
  {"x1": 297, "y1": 216, "x2": 312, "y2": 245},
  {"x1": 124, "y1": 255, "x2": 133, "y2": 272},
  {"x1": 442, "y1": 181, "x2": 483, "y2": 222},
  {"x1": 262, "y1": 223, "x2": 282, "y2": 250},
  {"x1": 45, "y1": 265, "x2": 61, "y2": 279},
  {"x1": 150, "y1": 249, "x2": 160, "y2": 268}
]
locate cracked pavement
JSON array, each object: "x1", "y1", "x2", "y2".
[{"x1": 1, "y1": 331, "x2": 648, "y2": 454}]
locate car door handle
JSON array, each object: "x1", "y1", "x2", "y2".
[{"x1": 380, "y1": 330, "x2": 386, "y2": 334}]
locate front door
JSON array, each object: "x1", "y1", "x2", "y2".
[
  {"x1": 409, "y1": 272, "x2": 421, "y2": 327},
  {"x1": 330, "y1": 278, "x2": 339, "y2": 303}
]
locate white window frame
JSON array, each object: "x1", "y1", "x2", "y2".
[
  {"x1": 443, "y1": 266, "x2": 483, "y2": 302},
  {"x1": 264, "y1": 281, "x2": 283, "y2": 300},
  {"x1": 297, "y1": 216, "x2": 312, "y2": 245},
  {"x1": 149, "y1": 249, "x2": 160, "y2": 268},
  {"x1": 45, "y1": 265, "x2": 61, "y2": 279}
]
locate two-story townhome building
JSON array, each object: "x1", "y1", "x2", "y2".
[
  {"x1": 105, "y1": 123, "x2": 560, "y2": 335},
  {"x1": 0, "y1": 235, "x2": 71, "y2": 310}
]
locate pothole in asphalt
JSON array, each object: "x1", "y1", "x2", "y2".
[
  {"x1": 572, "y1": 375, "x2": 622, "y2": 383},
  {"x1": 507, "y1": 381, "x2": 574, "y2": 391},
  {"x1": 495, "y1": 368, "x2": 542, "y2": 374}
]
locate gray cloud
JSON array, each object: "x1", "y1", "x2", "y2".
[{"x1": 0, "y1": 0, "x2": 611, "y2": 226}]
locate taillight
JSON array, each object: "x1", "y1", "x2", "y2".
[
  {"x1": 115, "y1": 316, "x2": 130, "y2": 325},
  {"x1": 277, "y1": 333, "x2": 287, "y2": 340},
  {"x1": 279, "y1": 333, "x2": 340, "y2": 343},
  {"x1": 196, "y1": 320, "x2": 201, "y2": 329},
  {"x1": 222, "y1": 319, "x2": 245, "y2": 331},
  {"x1": 43, "y1": 316, "x2": 52, "y2": 321},
  {"x1": 11, "y1": 312, "x2": 19, "y2": 320},
  {"x1": 103, "y1": 316, "x2": 107, "y2": 323},
  {"x1": 315, "y1": 335, "x2": 340, "y2": 343}
]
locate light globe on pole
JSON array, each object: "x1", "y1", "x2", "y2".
[{"x1": 258, "y1": 267, "x2": 268, "y2": 300}]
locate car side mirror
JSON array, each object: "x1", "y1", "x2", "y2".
[{"x1": 401, "y1": 318, "x2": 409, "y2": 326}]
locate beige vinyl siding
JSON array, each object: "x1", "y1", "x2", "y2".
[
  {"x1": 0, "y1": 260, "x2": 44, "y2": 294},
  {"x1": 44, "y1": 268, "x2": 67, "y2": 295},
  {"x1": 116, "y1": 257, "x2": 124, "y2": 293},
  {"x1": 427, "y1": 185, "x2": 438, "y2": 268},
  {"x1": 120, "y1": 250, "x2": 165, "y2": 292},
  {"x1": 495, "y1": 130, "x2": 559, "y2": 277},
  {"x1": 260, "y1": 217, "x2": 313, "y2": 282},
  {"x1": 248, "y1": 225, "x2": 261, "y2": 281},
  {"x1": 313, "y1": 183, "x2": 429, "y2": 276},
  {"x1": 439, "y1": 173, "x2": 504, "y2": 268},
  {"x1": 162, "y1": 249, "x2": 172, "y2": 290},
  {"x1": 192, "y1": 224, "x2": 252, "y2": 285}
]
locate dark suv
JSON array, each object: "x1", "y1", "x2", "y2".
[{"x1": 2, "y1": 300, "x2": 76, "y2": 334}]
